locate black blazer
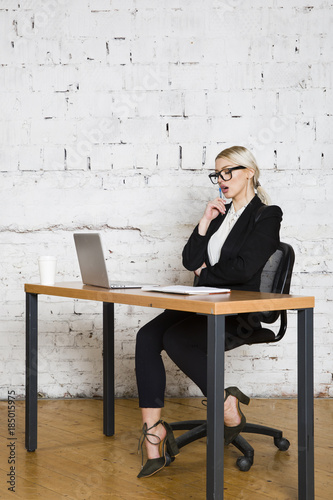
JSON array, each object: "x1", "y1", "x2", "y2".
[{"x1": 182, "y1": 195, "x2": 283, "y2": 292}]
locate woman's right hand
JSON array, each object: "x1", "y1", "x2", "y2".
[
  {"x1": 198, "y1": 197, "x2": 226, "y2": 235},
  {"x1": 203, "y1": 197, "x2": 226, "y2": 221}
]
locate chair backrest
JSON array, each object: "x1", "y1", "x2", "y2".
[
  {"x1": 260, "y1": 242, "x2": 294, "y2": 294},
  {"x1": 258, "y1": 242, "x2": 295, "y2": 325}
]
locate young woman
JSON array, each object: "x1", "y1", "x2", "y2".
[{"x1": 135, "y1": 146, "x2": 283, "y2": 478}]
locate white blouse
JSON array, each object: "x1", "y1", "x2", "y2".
[{"x1": 207, "y1": 203, "x2": 247, "y2": 266}]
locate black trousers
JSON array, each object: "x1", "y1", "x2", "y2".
[{"x1": 135, "y1": 309, "x2": 261, "y2": 408}]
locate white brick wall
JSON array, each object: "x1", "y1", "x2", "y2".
[{"x1": 1, "y1": 0, "x2": 332, "y2": 400}]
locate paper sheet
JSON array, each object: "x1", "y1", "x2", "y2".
[{"x1": 141, "y1": 285, "x2": 230, "y2": 295}]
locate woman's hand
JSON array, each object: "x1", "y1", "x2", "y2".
[
  {"x1": 198, "y1": 197, "x2": 226, "y2": 235},
  {"x1": 194, "y1": 262, "x2": 207, "y2": 277}
]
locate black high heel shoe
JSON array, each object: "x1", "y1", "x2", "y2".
[
  {"x1": 224, "y1": 386, "x2": 250, "y2": 445},
  {"x1": 137, "y1": 420, "x2": 179, "y2": 478}
]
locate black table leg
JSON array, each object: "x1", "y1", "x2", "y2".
[
  {"x1": 298, "y1": 308, "x2": 314, "y2": 500},
  {"x1": 103, "y1": 302, "x2": 115, "y2": 436},
  {"x1": 25, "y1": 293, "x2": 38, "y2": 452},
  {"x1": 206, "y1": 314, "x2": 225, "y2": 500}
]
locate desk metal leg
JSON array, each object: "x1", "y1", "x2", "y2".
[
  {"x1": 207, "y1": 314, "x2": 225, "y2": 500},
  {"x1": 25, "y1": 293, "x2": 38, "y2": 452},
  {"x1": 297, "y1": 308, "x2": 314, "y2": 500},
  {"x1": 103, "y1": 302, "x2": 115, "y2": 436}
]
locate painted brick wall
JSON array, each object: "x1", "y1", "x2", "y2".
[{"x1": 1, "y1": 0, "x2": 332, "y2": 400}]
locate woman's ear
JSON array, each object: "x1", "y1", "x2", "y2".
[{"x1": 246, "y1": 168, "x2": 255, "y2": 180}]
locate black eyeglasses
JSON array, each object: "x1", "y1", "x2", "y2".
[{"x1": 208, "y1": 166, "x2": 246, "y2": 184}]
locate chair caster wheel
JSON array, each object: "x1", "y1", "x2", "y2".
[
  {"x1": 274, "y1": 437, "x2": 290, "y2": 451},
  {"x1": 236, "y1": 456, "x2": 253, "y2": 471}
]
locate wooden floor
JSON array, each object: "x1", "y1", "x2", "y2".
[{"x1": 0, "y1": 398, "x2": 332, "y2": 499}]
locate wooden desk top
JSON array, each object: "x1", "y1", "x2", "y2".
[{"x1": 25, "y1": 282, "x2": 314, "y2": 315}]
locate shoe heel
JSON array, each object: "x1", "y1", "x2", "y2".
[
  {"x1": 163, "y1": 422, "x2": 179, "y2": 457},
  {"x1": 165, "y1": 452, "x2": 172, "y2": 467}
]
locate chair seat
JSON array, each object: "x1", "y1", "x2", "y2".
[{"x1": 246, "y1": 328, "x2": 277, "y2": 345}]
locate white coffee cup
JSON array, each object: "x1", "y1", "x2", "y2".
[{"x1": 38, "y1": 256, "x2": 57, "y2": 285}]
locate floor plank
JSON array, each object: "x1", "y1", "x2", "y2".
[{"x1": 0, "y1": 398, "x2": 332, "y2": 499}]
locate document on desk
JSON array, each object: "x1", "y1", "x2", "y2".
[{"x1": 141, "y1": 285, "x2": 230, "y2": 295}]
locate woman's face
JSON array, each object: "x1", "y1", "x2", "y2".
[{"x1": 215, "y1": 157, "x2": 253, "y2": 201}]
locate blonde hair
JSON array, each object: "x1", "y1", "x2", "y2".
[{"x1": 215, "y1": 146, "x2": 271, "y2": 205}]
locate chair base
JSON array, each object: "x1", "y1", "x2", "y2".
[{"x1": 169, "y1": 420, "x2": 290, "y2": 471}]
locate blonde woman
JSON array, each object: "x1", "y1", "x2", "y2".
[{"x1": 135, "y1": 146, "x2": 282, "y2": 478}]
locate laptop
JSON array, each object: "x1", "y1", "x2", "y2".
[{"x1": 74, "y1": 233, "x2": 147, "y2": 289}]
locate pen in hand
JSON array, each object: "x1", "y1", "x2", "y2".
[
  {"x1": 218, "y1": 186, "x2": 227, "y2": 214},
  {"x1": 219, "y1": 187, "x2": 226, "y2": 202}
]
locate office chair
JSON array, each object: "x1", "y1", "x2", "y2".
[{"x1": 169, "y1": 242, "x2": 295, "y2": 471}]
